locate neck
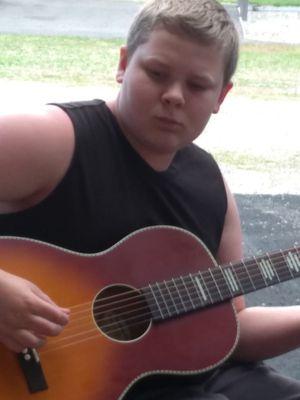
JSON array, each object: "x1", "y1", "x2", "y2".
[{"x1": 106, "y1": 99, "x2": 176, "y2": 172}]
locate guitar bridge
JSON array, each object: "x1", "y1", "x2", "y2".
[{"x1": 17, "y1": 348, "x2": 48, "y2": 393}]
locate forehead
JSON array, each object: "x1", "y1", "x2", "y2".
[{"x1": 133, "y1": 28, "x2": 224, "y2": 76}]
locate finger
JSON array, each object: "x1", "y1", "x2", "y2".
[
  {"x1": 0, "y1": 334, "x2": 24, "y2": 353},
  {"x1": 32, "y1": 285, "x2": 70, "y2": 315},
  {"x1": 32, "y1": 285, "x2": 56, "y2": 305},
  {"x1": 30, "y1": 294, "x2": 70, "y2": 326},
  {"x1": 16, "y1": 329, "x2": 46, "y2": 350},
  {"x1": 0, "y1": 330, "x2": 45, "y2": 353},
  {"x1": 28, "y1": 314, "x2": 66, "y2": 337}
]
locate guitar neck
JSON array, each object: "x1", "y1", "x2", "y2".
[{"x1": 143, "y1": 246, "x2": 300, "y2": 321}]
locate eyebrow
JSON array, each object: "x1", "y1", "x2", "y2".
[
  {"x1": 143, "y1": 57, "x2": 168, "y2": 68},
  {"x1": 189, "y1": 74, "x2": 216, "y2": 86}
]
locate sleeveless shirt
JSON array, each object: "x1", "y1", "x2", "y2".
[{"x1": 0, "y1": 100, "x2": 227, "y2": 256}]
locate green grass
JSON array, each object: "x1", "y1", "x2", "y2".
[
  {"x1": 0, "y1": 34, "x2": 299, "y2": 100},
  {"x1": 234, "y1": 43, "x2": 300, "y2": 99},
  {"x1": 213, "y1": 151, "x2": 300, "y2": 172},
  {"x1": 249, "y1": 0, "x2": 300, "y2": 6},
  {"x1": 0, "y1": 35, "x2": 123, "y2": 86},
  {"x1": 222, "y1": 0, "x2": 300, "y2": 5},
  {"x1": 125, "y1": 0, "x2": 300, "y2": 5}
]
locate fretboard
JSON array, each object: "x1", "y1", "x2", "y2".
[{"x1": 142, "y1": 246, "x2": 300, "y2": 322}]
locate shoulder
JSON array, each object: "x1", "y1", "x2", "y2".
[
  {"x1": 178, "y1": 144, "x2": 222, "y2": 173},
  {"x1": 0, "y1": 104, "x2": 74, "y2": 147},
  {"x1": 0, "y1": 105, "x2": 75, "y2": 211}
]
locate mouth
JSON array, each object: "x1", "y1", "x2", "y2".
[{"x1": 155, "y1": 116, "x2": 183, "y2": 128}]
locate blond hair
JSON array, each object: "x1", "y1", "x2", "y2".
[{"x1": 127, "y1": 0, "x2": 239, "y2": 85}]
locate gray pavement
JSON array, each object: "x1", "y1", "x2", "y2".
[
  {"x1": 237, "y1": 194, "x2": 300, "y2": 379},
  {"x1": 0, "y1": 0, "x2": 300, "y2": 382},
  {"x1": 0, "y1": 0, "x2": 300, "y2": 43},
  {"x1": 0, "y1": 0, "x2": 139, "y2": 38}
]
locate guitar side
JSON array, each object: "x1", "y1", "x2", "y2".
[{"x1": 0, "y1": 226, "x2": 238, "y2": 399}]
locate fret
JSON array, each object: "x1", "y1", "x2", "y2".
[
  {"x1": 282, "y1": 250, "x2": 296, "y2": 278},
  {"x1": 246, "y1": 256, "x2": 269, "y2": 290},
  {"x1": 193, "y1": 273, "x2": 211, "y2": 304},
  {"x1": 257, "y1": 255, "x2": 279, "y2": 285},
  {"x1": 285, "y1": 250, "x2": 300, "y2": 276},
  {"x1": 188, "y1": 273, "x2": 205, "y2": 307},
  {"x1": 230, "y1": 262, "x2": 243, "y2": 294},
  {"x1": 171, "y1": 278, "x2": 187, "y2": 313},
  {"x1": 143, "y1": 247, "x2": 300, "y2": 324},
  {"x1": 240, "y1": 260, "x2": 256, "y2": 291},
  {"x1": 285, "y1": 251, "x2": 296, "y2": 277},
  {"x1": 141, "y1": 285, "x2": 164, "y2": 321},
  {"x1": 208, "y1": 268, "x2": 223, "y2": 301},
  {"x1": 202, "y1": 270, "x2": 221, "y2": 304},
  {"x1": 180, "y1": 276, "x2": 196, "y2": 310},
  {"x1": 157, "y1": 281, "x2": 176, "y2": 317},
  {"x1": 222, "y1": 264, "x2": 241, "y2": 296},
  {"x1": 256, "y1": 255, "x2": 270, "y2": 286},
  {"x1": 215, "y1": 266, "x2": 233, "y2": 299},
  {"x1": 266, "y1": 252, "x2": 280, "y2": 282},
  {"x1": 163, "y1": 280, "x2": 180, "y2": 315},
  {"x1": 155, "y1": 282, "x2": 172, "y2": 318},
  {"x1": 148, "y1": 284, "x2": 166, "y2": 320},
  {"x1": 196, "y1": 272, "x2": 214, "y2": 304}
]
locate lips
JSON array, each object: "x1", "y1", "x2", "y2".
[{"x1": 155, "y1": 116, "x2": 183, "y2": 127}]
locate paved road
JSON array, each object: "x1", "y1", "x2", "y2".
[
  {"x1": 0, "y1": 0, "x2": 299, "y2": 42},
  {"x1": 0, "y1": 0, "x2": 140, "y2": 38},
  {"x1": 237, "y1": 194, "x2": 300, "y2": 379},
  {"x1": 1, "y1": 0, "x2": 300, "y2": 381}
]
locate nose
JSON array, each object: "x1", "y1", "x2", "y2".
[{"x1": 161, "y1": 82, "x2": 185, "y2": 107}]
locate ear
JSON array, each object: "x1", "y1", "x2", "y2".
[
  {"x1": 213, "y1": 81, "x2": 233, "y2": 114},
  {"x1": 116, "y1": 45, "x2": 128, "y2": 84}
]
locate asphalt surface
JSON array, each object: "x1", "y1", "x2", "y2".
[
  {"x1": 1, "y1": 0, "x2": 300, "y2": 381},
  {"x1": 0, "y1": 0, "x2": 299, "y2": 42},
  {"x1": 0, "y1": 0, "x2": 140, "y2": 38},
  {"x1": 237, "y1": 194, "x2": 300, "y2": 379}
]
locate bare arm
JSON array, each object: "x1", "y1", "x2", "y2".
[
  {"x1": 216, "y1": 179, "x2": 245, "y2": 313},
  {"x1": 234, "y1": 305, "x2": 300, "y2": 361},
  {"x1": 218, "y1": 180, "x2": 300, "y2": 362},
  {"x1": 0, "y1": 105, "x2": 74, "y2": 351}
]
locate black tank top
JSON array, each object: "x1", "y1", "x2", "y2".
[{"x1": 0, "y1": 100, "x2": 227, "y2": 256}]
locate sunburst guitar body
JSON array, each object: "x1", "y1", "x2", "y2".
[{"x1": 0, "y1": 225, "x2": 298, "y2": 399}]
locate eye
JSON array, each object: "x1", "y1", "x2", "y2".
[
  {"x1": 146, "y1": 68, "x2": 166, "y2": 81},
  {"x1": 188, "y1": 82, "x2": 206, "y2": 91}
]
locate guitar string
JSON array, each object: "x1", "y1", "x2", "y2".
[
  {"x1": 78, "y1": 257, "x2": 298, "y2": 331},
  {"x1": 41, "y1": 256, "x2": 299, "y2": 353},
  {"x1": 60, "y1": 251, "x2": 300, "y2": 336},
  {"x1": 62, "y1": 254, "x2": 296, "y2": 334},
  {"x1": 69, "y1": 248, "x2": 300, "y2": 322},
  {"x1": 41, "y1": 257, "x2": 297, "y2": 355},
  {"x1": 37, "y1": 249, "x2": 297, "y2": 340},
  {"x1": 41, "y1": 267, "x2": 298, "y2": 354},
  {"x1": 68, "y1": 247, "x2": 299, "y2": 317}
]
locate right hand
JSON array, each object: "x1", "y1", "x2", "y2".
[{"x1": 0, "y1": 269, "x2": 69, "y2": 352}]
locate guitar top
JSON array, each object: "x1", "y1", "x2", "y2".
[{"x1": 2, "y1": 225, "x2": 296, "y2": 399}]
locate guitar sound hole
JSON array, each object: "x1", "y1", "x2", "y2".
[{"x1": 93, "y1": 284, "x2": 151, "y2": 342}]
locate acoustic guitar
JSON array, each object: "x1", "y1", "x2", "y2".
[{"x1": 0, "y1": 225, "x2": 299, "y2": 399}]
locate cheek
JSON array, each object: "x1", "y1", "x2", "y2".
[
  {"x1": 187, "y1": 102, "x2": 214, "y2": 133},
  {"x1": 125, "y1": 75, "x2": 150, "y2": 109},
  {"x1": 121, "y1": 80, "x2": 152, "y2": 128}
]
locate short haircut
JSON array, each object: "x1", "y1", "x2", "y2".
[{"x1": 127, "y1": 0, "x2": 239, "y2": 85}]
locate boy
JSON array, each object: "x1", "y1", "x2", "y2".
[{"x1": 0, "y1": 0, "x2": 300, "y2": 398}]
